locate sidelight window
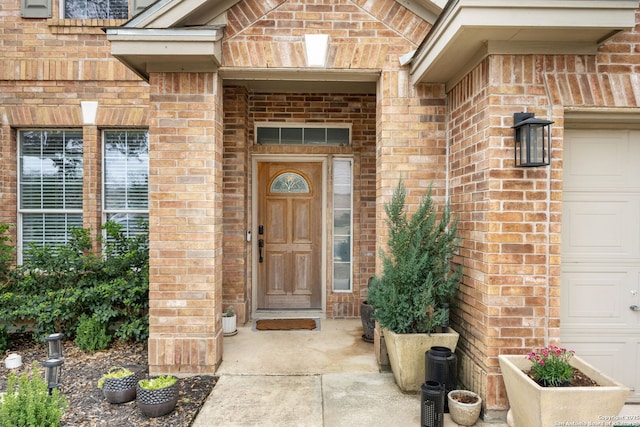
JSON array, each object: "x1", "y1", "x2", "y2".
[{"x1": 332, "y1": 158, "x2": 352, "y2": 292}]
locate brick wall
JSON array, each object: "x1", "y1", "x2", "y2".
[
  {"x1": 376, "y1": 70, "x2": 448, "y2": 264},
  {"x1": 448, "y1": 8, "x2": 640, "y2": 413},
  {"x1": 220, "y1": 89, "x2": 377, "y2": 318},
  {"x1": 224, "y1": 0, "x2": 429, "y2": 69},
  {"x1": 0, "y1": 0, "x2": 148, "y2": 241},
  {"x1": 147, "y1": 72, "x2": 224, "y2": 375}
]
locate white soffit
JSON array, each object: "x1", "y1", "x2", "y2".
[
  {"x1": 221, "y1": 68, "x2": 380, "y2": 94},
  {"x1": 107, "y1": 27, "x2": 223, "y2": 80},
  {"x1": 411, "y1": 0, "x2": 639, "y2": 89}
]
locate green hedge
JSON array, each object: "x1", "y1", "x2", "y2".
[{"x1": 0, "y1": 221, "x2": 149, "y2": 344}]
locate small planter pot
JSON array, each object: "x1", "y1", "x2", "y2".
[
  {"x1": 222, "y1": 314, "x2": 237, "y2": 336},
  {"x1": 102, "y1": 373, "x2": 138, "y2": 404},
  {"x1": 136, "y1": 377, "x2": 179, "y2": 418},
  {"x1": 447, "y1": 390, "x2": 482, "y2": 426},
  {"x1": 360, "y1": 301, "x2": 374, "y2": 343}
]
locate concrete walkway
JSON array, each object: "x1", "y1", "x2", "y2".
[
  {"x1": 192, "y1": 319, "x2": 507, "y2": 427},
  {"x1": 192, "y1": 319, "x2": 640, "y2": 426}
]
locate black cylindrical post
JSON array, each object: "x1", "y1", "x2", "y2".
[
  {"x1": 425, "y1": 346, "x2": 457, "y2": 412},
  {"x1": 420, "y1": 380, "x2": 444, "y2": 427}
]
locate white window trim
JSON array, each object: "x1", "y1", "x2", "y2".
[
  {"x1": 17, "y1": 129, "x2": 83, "y2": 263},
  {"x1": 101, "y1": 129, "x2": 149, "y2": 236},
  {"x1": 332, "y1": 157, "x2": 353, "y2": 293},
  {"x1": 254, "y1": 122, "x2": 352, "y2": 146}
]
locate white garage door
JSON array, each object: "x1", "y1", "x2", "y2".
[{"x1": 562, "y1": 129, "x2": 640, "y2": 401}]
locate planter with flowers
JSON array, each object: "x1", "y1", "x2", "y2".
[{"x1": 499, "y1": 345, "x2": 629, "y2": 427}]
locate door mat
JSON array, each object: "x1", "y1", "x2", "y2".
[{"x1": 255, "y1": 318, "x2": 319, "y2": 331}]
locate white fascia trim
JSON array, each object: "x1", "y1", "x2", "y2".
[
  {"x1": 410, "y1": 0, "x2": 638, "y2": 87},
  {"x1": 126, "y1": 0, "x2": 240, "y2": 29},
  {"x1": 107, "y1": 27, "x2": 223, "y2": 41}
]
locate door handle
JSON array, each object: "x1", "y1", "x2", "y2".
[
  {"x1": 258, "y1": 239, "x2": 264, "y2": 263},
  {"x1": 630, "y1": 305, "x2": 640, "y2": 311}
]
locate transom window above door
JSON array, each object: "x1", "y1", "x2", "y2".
[{"x1": 255, "y1": 124, "x2": 351, "y2": 146}]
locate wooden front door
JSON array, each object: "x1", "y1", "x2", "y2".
[{"x1": 257, "y1": 162, "x2": 323, "y2": 310}]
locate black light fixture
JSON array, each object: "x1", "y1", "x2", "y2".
[
  {"x1": 43, "y1": 333, "x2": 65, "y2": 394},
  {"x1": 42, "y1": 358, "x2": 64, "y2": 393},
  {"x1": 512, "y1": 112, "x2": 554, "y2": 167},
  {"x1": 45, "y1": 332, "x2": 65, "y2": 358}
]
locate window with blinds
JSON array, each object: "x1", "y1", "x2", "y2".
[
  {"x1": 332, "y1": 158, "x2": 353, "y2": 292},
  {"x1": 103, "y1": 130, "x2": 149, "y2": 236},
  {"x1": 19, "y1": 130, "x2": 84, "y2": 259}
]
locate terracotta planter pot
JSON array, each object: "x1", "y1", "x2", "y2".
[
  {"x1": 382, "y1": 327, "x2": 459, "y2": 392},
  {"x1": 448, "y1": 390, "x2": 481, "y2": 426},
  {"x1": 499, "y1": 355, "x2": 629, "y2": 427},
  {"x1": 136, "y1": 380, "x2": 179, "y2": 418},
  {"x1": 102, "y1": 372, "x2": 138, "y2": 404}
]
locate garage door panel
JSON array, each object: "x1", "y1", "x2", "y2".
[
  {"x1": 564, "y1": 130, "x2": 640, "y2": 191},
  {"x1": 560, "y1": 338, "x2": 634, "y2": 392},
  {"x1": 562, "y1": 270, "x2": 630, "y2": 327},
  {"x1": 562, "y1": 196, "x2": 640, "y2": 260},
  {"x1": 562, "y1": 129, "x2": 640, "y2": 402}
]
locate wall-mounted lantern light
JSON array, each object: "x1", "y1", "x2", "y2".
[{"x1": 512, "y1": 112, "x2": 554, "y2": 167}]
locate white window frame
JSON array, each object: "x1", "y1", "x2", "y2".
[
  {"x1": 17, "y1": 129, "x2": 84, "y2": 263},
  {"x1": 60, "y1": 0, "x2": 129, "y2": 19},
  {"x1": 332, "y1": 157, "x2": 353, "y2": 293},
  {"x1": 102, "y1": 129, "x2": 149, "y2": 237},
  {"x1": 254, "y1": 122, "x2": 352, "y2": 146}
]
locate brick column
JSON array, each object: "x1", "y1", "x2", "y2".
[
  {"x1": 448, "y1": 55, "x2": 562, "y2": 419},
  {"x1": 147, "y1": 72, "x2": 224, "y2": 375},
  {"x1": 82, "y1": 125, "x2": 102, "y2": 246},
  {"x1": 0, "y1": 123, "x2": 17, "y2": 228},
  {"x1": 374, "y1": 69, "x2": 448, "y2": 366},
  {"x1": 375, "y1": 69, "x2": 448, "y2": 262},
  {"x1": 222, "y1": 87, "x2": 250, "y2": 324}
]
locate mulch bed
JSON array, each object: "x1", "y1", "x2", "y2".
[{"x1": 0, "y1": 334, "x2": 217, "y2": 426}]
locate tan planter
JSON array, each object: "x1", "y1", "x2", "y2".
[
  {"x1": 383, "y1": 327, "x2": 459, "y2": 392},
  {"x1": 499, "y1": 354, "x2": 630, "y2": 427},
  {"x1": 448, "y1": 390, "x2": 482, "y2": 426}
]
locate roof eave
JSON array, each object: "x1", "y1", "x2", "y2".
[{"x1": 410, "y1": 0, "x2": 639, "y2": 91}]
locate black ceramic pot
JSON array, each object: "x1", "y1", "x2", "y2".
[
  {"x1": 102, "y1": 373, "x2": 138, "y2": 404},
  {"x1": 136, "y1": 380, "x2": 179, "y2": 418}
]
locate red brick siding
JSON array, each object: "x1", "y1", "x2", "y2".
[
  {"x1": 147, "y1": 72, "x2": 224, "y2": 375},
  {"x1": 223, "y1": 0, "x2": 429, "y2": 69}
]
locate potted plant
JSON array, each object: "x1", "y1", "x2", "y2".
[
  {"x1": 136, "y1": 375, "x2": 179, "y2": 418},
  {"x1": 222, "y1": 306, "x2": 237, "y2": 336},
  {"x1": 499, "y1": 345, "x2": 630, "y2": 427},
  {"x1": 367, "y1": 180, "x2": 462, "y2": 391},
  {"x1": 447, "y1": 390, "x2": 482, "y2": 426},
  {"x1": 98, "y1": 366, "x2": 138, "y2": 404},
  {"x1": 360, "y1": 277, "x2": 375, "y2": 343}
]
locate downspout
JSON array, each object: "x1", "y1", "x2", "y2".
[
  {"x1": 445, "y1": 95, "x2": 450, "y2": 203},
  {"x1": 543, "y1": 81, "x2": 554, "y2": 347}
]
